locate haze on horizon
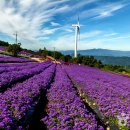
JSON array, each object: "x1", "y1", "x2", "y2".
[{"x1": 0, "y1": 0, "x2": 130, "y2": 51}]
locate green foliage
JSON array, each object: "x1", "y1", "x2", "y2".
[
  {"x1": 72, "y1": 58, "x2": 78, "y2": 64},
  {"x1": 7, "y1": 43, "x2": 22, "y2": 57},
  {"x1": 75, "y1": 54, "x2": 103, "y2": 68},
  {"x1": 54, "y1": 51, "x2": 63, "y2": 59},
  {"x1": 103, "y1": 64, "x2": 127, "y2": 73},
  {"x1": 37, "y1": 48, "x2": 52, "y2": 58},
  {"x1": 64, "y1": 55, "x2": 72, "y2": 62},
  {"x1": 0, "y1": 40, "x2": 9, "y2": 46},
  {"x1": 70, "y1": 54, "x2": 128, "y2": 74},
  {"x1": 0, "y1": 51, "x2": 12, "y2": 56},
  {"x1": 95, "y1": 56, "x2": 130, "y2": 67},
  {"x1": 39, "y1": 47, "x2": 47, "y2": 58},
  {"x1": 37, "y1": 48, "x2": 64, "y2": 60}
]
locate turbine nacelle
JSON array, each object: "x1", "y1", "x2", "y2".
[{"x1": 72, "y1": 24, "x2": 80, "y2": 28}]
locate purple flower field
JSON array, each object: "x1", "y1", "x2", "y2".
[
  {"x1": 0, "y1": 64, "x2": 55, "y2": 129},
  {"x1": 41, "y1": 65, "x2": 104, "y2": 130},
  {"x1": 0, "y1": 55, "x2": 35, "y2": 63},
  {"x1": 64, "y1": 64, "x2": 130, "y2": 129},
  {"x1": 0, "y1": 62, "x2": 129, "y2": 130},
  {"x1": 0, "y1": 47, "x2": 6, "y2": 52}
]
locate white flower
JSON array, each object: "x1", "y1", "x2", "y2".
[{"x1": 117, "y1": 112, "x2": 129, "y2": 126}]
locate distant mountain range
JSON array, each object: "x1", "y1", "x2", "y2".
[
  {"x1": 61, "y1": 49, "x2": 130, "y2": 67},
  {"x1": 95, "y1": 56, "x2": 130, "y2": 67},
  {"x1": 61, "y1": 49, "x2": 130, "y2": 57}
]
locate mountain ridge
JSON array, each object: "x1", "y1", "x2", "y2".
[{"x1": 60, "y1": 49, "x2": 130, "y2": 57}]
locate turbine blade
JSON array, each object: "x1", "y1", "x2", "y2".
[{"x1": 78, "y1": 15, "x2": 80, "y2": 26}]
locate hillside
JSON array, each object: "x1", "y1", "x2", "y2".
[
  {"x1": 0, "y1": 62, "x2": 129, "y2": 130},
  {"x1": 95, "y1": 56, "x2": 130, "y2": 66}
]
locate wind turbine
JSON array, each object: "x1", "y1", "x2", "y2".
[{"x1": 72, "y1": 16, "x2": 80, "y2": 58}]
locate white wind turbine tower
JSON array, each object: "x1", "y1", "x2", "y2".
[{"x1": 72, "y1": 16, "x2": 80, "y2": 58}]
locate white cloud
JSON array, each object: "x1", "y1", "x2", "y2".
[
  {"x1": 20, "y1": 0, "x2": 34, "y2": 9},
  {"x1": 0, "y1": 0, "x2": 129, "y2": 50},
  {"x1": 44, "y1": 30, "x2": 130, "y2": 51},
  {"x1": 80, "y1": 30, "x2": 103, "y2": 40},
  {"x1": 41, "y1": 28, "x2": 60, "y2": 35},
  {"x1": 51, "y1": 22, "x2": 60, "y2": 26},
  {"x1": 45, "y1": 30, "x2": 103, "y2": 50},
  {"x1": 46, "y1": 34, "x2": 74, "y2": 50},
  {"x1": 0, "y1": 0, "x2": 69, "y2": 45},
  {"x1": 104, "y1": 33, "x2": 118, "y2": 37},
  {"x1": 102, "y1": 35, "x2": 130, "y2": 41},
  {"x1": 94, "y1": 3, "x2": 126, "y2": 19},
  {"x1": 79, "y1": 40, "x2": 103, "y2": 50},
  {"x1": 69, "y1": 0, "x2": 98, "y2": 11},
  {"x1": 79, "y1": 1, "x2": 127, "y2": 20},
  {"x1": 62, "y1": 28, "x2": 73, "y2": 33}
]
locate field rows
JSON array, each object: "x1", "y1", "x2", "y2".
[
  {"x1": 0, "y1": 62, "x2": 52, "y2": 92},
  {"x1": 0, "y1": 56, "x2": 35, "y2": 63},
  {"x1": 0, "y1": 62, "x2": 129, "y2": 130},
  {"x1": 64, "y1": 65, "x2": 130, "y2": 130}
]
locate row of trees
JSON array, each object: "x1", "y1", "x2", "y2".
[
  {"x1": 75, "y1": 54, "x2": 126, "y2": 73},
  {"x1": 36, "y1": 49, "x2": 103, "y2": 67},
  {"x1": 37, "y1": 48, "x2": 73, "y2": 62},
  {"x1": 0, "y1": 40, "x2": 128, "y2": 74},
  {"x1": 37, "y1": 48, "x2": 63, "y2": 59},
  {"x1": 75, "y1": 54, "x2": 103, "y2": 68},
  {"x1": 0, "y1": 40, "x2": 9, "y2": 46},
  {"x1": 36, "y1": 48, "x2": 126, "y2": 71}
]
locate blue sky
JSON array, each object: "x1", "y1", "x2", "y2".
[{"x1": 0, "y1": 0, "x2": 130, "y2": 51}]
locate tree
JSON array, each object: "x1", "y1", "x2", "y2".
[
  {"x1": 54, "y1": 51, "x2": 63, "y2": 59},
  {"x1": 77, "y1": 54, "x2": 83, "y2": 64},
  {"x1": 0, "y1": 40, "x2": 9, "y2": 46},
  {"x1": 59, "y1": 55, "x2": 72, "y2": 62},
  {"x1": 7, "y1": 43, "x2": 22, "y2": 57},
  {"x1": 42, "y1": 47, "x2": 47, "y2": 58},
  {"x1": 72, "y1": 57, "x2": 78, "y2": 64},
  {"x1": 64, "y1": 55, "x2": 72, "y2": 62}
]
